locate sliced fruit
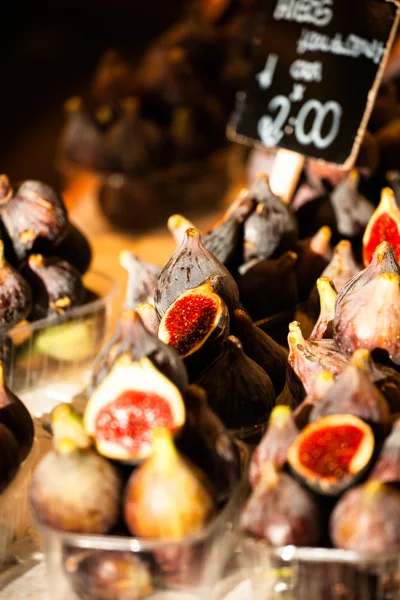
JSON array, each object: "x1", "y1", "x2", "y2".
[{"x1": 363, "y1": 187, "x2": 400, "y2": 266}]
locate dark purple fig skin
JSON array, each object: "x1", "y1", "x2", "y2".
[
  {"x1": 176, "y1": 385, "x2": 241, "y2": 502},
  {"x1": 370, "y1": 419, "x2": 400, "y2": 483},
  {"x1": 294, "y1": 226, "x2": 332, "y2": 301},
  {"x1": 231, "y1": 309, "x2": 287, "y2": 396},
  {"x1": 241, "y1": 466, "x2": 322, "y2": 547},
  {"x1": 196, "y1": 335, "x2": 276, "y2": 432},
  {"x1": 238, "y1": 251, "x2": 299, "y2": 322},
  {"x1": 154, "y1": 228, "x2": 240, "y2": 318},
  {"x1": 0, "y1": 180, "x2": 68, "y2": 263},
  {"x1": 120, "y1": 250, "x2": 160, "y2": 310},
  {"x1": 329, "y1": 171, "x2": 374, "y2": 240},
  {"x1": 243, "y1": 174, "x2": 298, "y2": 262},
  {"x1": 52, "y1": 223, "x2": 92, "y2": 275},
  {"x1": 0, "y1": 423, "x2": 20, "y2": 492},
  {"x1": 0, "y1": 240, "x2": 31, "y2": 331},
  {"x1": 88, "y1": 309, "x2": 188, "y2": 396}
]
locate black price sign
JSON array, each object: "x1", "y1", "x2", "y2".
[{"x1": 228, "y1": 0, "x2": 400, "y2": 167}]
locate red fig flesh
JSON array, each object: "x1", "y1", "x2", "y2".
[{"x1": 363, "y1": 187, "x2": 400, "y2": 266}]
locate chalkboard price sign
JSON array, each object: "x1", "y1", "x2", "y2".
[{"x1": 228, "y1": 0, "x2": 400, "y2": 167}]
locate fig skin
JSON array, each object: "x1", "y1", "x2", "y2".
[
  {"x1": 329, "y1": 170, "x2": 374, "y2": 240},
  {"x1": 240, "y1": 464, "x2": 322, "y2": 547},
  {"x1": 292, "y1": 371, "x2": 335, "y2": 430},
  {"x1": 294, "y1": 226, "x2": 332, "y2": 301},
  {"x1": 0, "y1": 423, "x2": 20, "y2": 493},
  {"x1": 249, "y1": 406, "x2": 298, "y2": 489},
  {"x1": 288, "y1": 414, "x2": 375, "y2": 496},
  {"x1": 197, "y1": 335, "x2": 276, "y2": 433},
  {"x1": 119, "y1": 250, "x2": 160, "y2": 309},
  {"x1": 176, "y1": 385, "x2": 242, "y2": 502},
  {"x1": 124, "y1": 428, "x2": 216, "y2": 539},
  {"x1": 237, "y1": 251, "x2": 299, "y2": 322},
  {"x1": 287, "y1": 321, "x2": 348, "y2": 402},
  {"x1": 52, "y1": 222, "x2": 92, "y2": 275},
  {"x1": 330, "y1": 481, "x2": 400, "y2": 552},
  {"x1": 135, "y1": 302, "x2": 159, "y2": 335},
  {"x1": 334, "y1": 271, "x2": 400, "y2": 364},
  {"x1": 154, "y1": 228, "x2": 240, "y2": 318},
  {"x1": 231, "y1": 308, "x2": 288, "y2": 396},
  {"x1": 363, "y1": 187, "x2": 400, "y2": 266},
  {"x1": 310, "y1": 277, "x2": 337, "y2": 340},
  {"x1": 369, "y1": 419, "x2": 400, "y2": 483},
  {"x1": 0, "y1": 240, "x2": 32, "y2": 332},
  {"x1": 0, "y1": 361, "x2": 34, "y2": 462},
  {"x1": 0, "y1": 179, "x2": 68, "y2": 264},
  {"x1": 243, "y1": 174, "x2": 298, "y2": 262}
]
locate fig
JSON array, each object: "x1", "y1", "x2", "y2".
[
  {"x1": 176, "y1": 384, "x2": 241, "y2": 502},
  {"x1": 124, "y1": 428, "x2": 215, "y2": 539},
  {"x1": 53, "y1": 222, "x2": 92, "y2": 275},
  {"x1": 154, "y1": 228, "x2": 240, "y2": 317},
  {"x1": 288, "y1": 414, "x2": 375, "y2": 496},
  {"x1": 27, "y1": 254, "x2": 85, "y2": 317},
  {"x1": 310, "y1": 277, "x2": 337, "y2": 340},
  {"x1": 0, "y1": 240, "x2": 31, "y2": 331},
  {"x1": 287, "y1": 321, "x2": 348, "y2": 402},
  {"x1": 309, "y1": 351, "x2": 390, "y2": 430},
  {"x1": 135, "y1": 302, "x2": 159, "y2": 335},
  {"x1": 320, "y1": 240, "x2": 361, "y2": 293},
  {"x1": 63, "y1": 549, "x2": 153, "y2": 600},
  {"x1": 119, "y1": 250, "x2": 160, "y2": 309},
  {"x1": 370, "y1": 418, "x2": 400, "y2": 483},
  {"x1": 249, "y1": 406, "x2": 299, "y2": 489},
  {"x1": 240, "y1": 463, "x2": 322, "y2": 547},
  {"x1": 0, "y1": 361, "x2": 34, "y2": 461},
  {"x1": 196, "y1": 335, "x2": 276, "y2": 434},
  {"x1": 0, "y1": 423, "x2": 20, "y2": 492},
  {"x1": 334, "y1": 271, "x2": 400, "y2": 364},
  {"x1": 238, "y1": 251, "x2": 299, "y2": 321},
  {"x1": 243, "y1": 174, "x2": 297, "y2": 262},
  {"x1": 0, "y1": 179, "x2": 68, "y2": 263},
  {"x1": 167, "y1": 213, "x2": 195, "y2": 247},
  {"x1": 330, "y1": 481, "x2": 400, "y2": 552},
  {"x1": 292, "y1": 371, "x2": 335, "y2": 430},
  {"x1": 30, "y1": 411, "x2": 122, "y2": 533},
  {"x1": 231, "y1": 308, "x2": 287, "y2": 395},
  {"x1": 294, "y1": 226, "x2": 332, "y2": 300},
  {"x1": 84, "y1": 354, "x2": 186, "y2": 462},
  {"x1": 158, "y1": 277, "x2": 229, "y2": 373},
  {"x1": 329, "y1": 170, "x2": 374, "y2": 240},
  {"x1": 89, "y1": 309, "x2": 188, "y2": 396},
  {"x1": 363, "y1": 187, "x2": 400, "y2": 266}
]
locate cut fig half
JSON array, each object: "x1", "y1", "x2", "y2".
[
  {"x1": 288, "y1": 414, "x2": 375, "y2": 496},
  {"x1": 363, "y1": 187, "x2": 400, "y2": 266},
  {"x1": 84, "y1": 354, "x2": 185, "y2": 462},
  {"x1": 158, "y1": 277, "x2": 229, "y2": 359}
]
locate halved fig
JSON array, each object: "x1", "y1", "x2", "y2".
[
  {"x1": 310, "y1": 277, "x2": 337, "y2": 340},
  {"x1": 249, "y1": 406, "x2": 298, "y2": 489},
  {"x1": 369, "y1": 418, "x2": 400, "y2": 483},
  {"x1": 288, "y1": 414, "x2": 375, "y2": 496},
  {"x1": 293, "y1": 371, "x2": 335, "y2": 430},
  {"x1": 363, "y1": 187, "x2": 400, "y2": 266},
  {"x1": 119, "y1": 250, "x2": 160, "y2": 309},
  {"x1": 0, "y1": 240, "x2": 32, "y2": 331},
  {"x1": 84, "y1": 354, "x2": 186, "y2": 462},
  {"x1": 158, "y1": 277, "x2": 229, "y2": 361},
  {"x1": 294, "y1": 226, "x2": 332, "y2": 300}
]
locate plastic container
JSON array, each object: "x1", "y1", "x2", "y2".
[{"x1": 3, "y1": 271, "x2": 118, "y2": 418}]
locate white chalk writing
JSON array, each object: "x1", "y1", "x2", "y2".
[
  {"x1": 297, "y1": 29, "x2": 386, "y2": 64},
  {"x1": 290, "y1": 59, "x2": 323, "y2": 81},
  {"x1": 274, "y1": 0, "x2": 333, "y2": 28}
]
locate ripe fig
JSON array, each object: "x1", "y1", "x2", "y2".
[
  {"x1": 119, "y1": 250, "x2": 160, "y2": 309},
  {"x1": 31, "y1": 409, "x2": 122, "y2": 533},
  {"x1": 167, "y1": 213, "x2": 195, "y2": 247},
  {"x1": 0, "y1": 240, "x2": 31, "y2": 331},
  {"x1": 292, "y1": 371, "x2": 335, "y2": 430},
  {"x1": 363, "y1": 187, "x2": 400, "y2": 266},
  {"x1": 0, "y1": 179, "x2": 68, "y2": 263},
  {"x1": 309, "y1": 351, "x2": 390, "y2": 430},
  {"x1": 124, "y1": 428, "x2": 215, "y2": 539},
  {"x1": 294, "y1": 226, "x2": 332, "y2": 300},
  {"x1": 53, "y1": 222, "x2": 92, "y2": 275},
  {"x1": 243, "y1": 174, "x2": 297, "y2": 262},
  {"x1": 0, "y1": 361, "x2": 34, "y2": 461},
  {"x1": 84, "y1": 354, "x2": 186, "y2": 462},
  {"x1": 154, "y1": 228, "x2": 240, "y2": 317},
  {"x1": 334, "y1": 271, "x2": 400, "y2": 364},
  {"x1": 330, "y1": 481, "x2": 400, "y2": 552},
  {"x1": 176, "y1": 385, "x2": 241, "y2": 502},
  {"x1": 27, "y1": 254, "x2": 85, "y2": 317},
  {"x1": 238, "y1": 251, "x2": 299, "y2": 321},
  {"x1": 0, "y1": 423, "x2": 20, "y2": 492},
  {"x1": 288, "y1": 414, "x2": 375, "y2": 496},
  {"x1": 196, "y1": 335, "x2": 276, "y2": 435},
  {"x1": 329, "y1": 170, "x2": 374, "y2": 240},
  {"x1": 89, "y1": 309, "x2": 188, "y2": 395},
  {"x1": 320, "y1": 240, "x2": 361, "y2": 293},
  {"x1": 249, "y1": 406, "x2": 299, "y2": 489},
  {"x1": 135, "y1": 302, "x2": 159, "y2": 335},
  {"x1": 369, "y1": 418, "x2": 400, "y2": 483},
  {"x1": 287, "y1": 321, "x2": 348, "y2": 402},
  {"x1": 240, "y1": 464, "x2": 322, "y2": 547},
  {"x1": 310, "y1": 277, "x2": 337, "y2": 340},
  {"x1": 231, "y1": 308, "x2": 287, "y2": 395}
]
